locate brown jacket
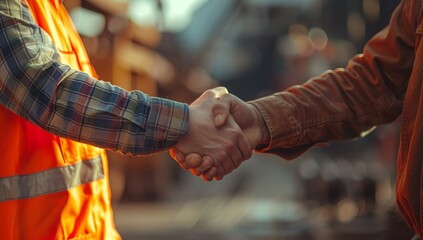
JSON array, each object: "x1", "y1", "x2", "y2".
[{"x1": 250, "y1": 0, "x2": 423, "y2": 236}]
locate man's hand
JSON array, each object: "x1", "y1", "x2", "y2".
[
  {"x1": 170, "y1": 148, "x2": 218, "y2": 181},
  {"x1": 172, "y1": 93, "x2": 270, "y2": 181},
  {"x1": 171, "y1": 88, "x2": 253, "y2": 179},
  {"x1": 212, "y1": 94, "x2": 270, "y2": 148}
]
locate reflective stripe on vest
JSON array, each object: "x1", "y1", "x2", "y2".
[{"x1": 0, "y1": 157, "x2": 104, "y2": 202}]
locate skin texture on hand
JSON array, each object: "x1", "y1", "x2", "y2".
[
  {"x1": 171, "y1": 88, "x2": 252, "y2": 180},
  {"x1": 213, "y1": 94, "x2": 270, "y2": 148},
  {"x1": 171, "y1": 92, "x2": 270, "y2": 181},
  {"x1": 170, "y1": 148, "x2": 217, "y2": 181}
]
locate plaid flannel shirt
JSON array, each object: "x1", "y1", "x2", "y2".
[{"x1": 0, "y1": 0, "x2": 189, "y2": 155}]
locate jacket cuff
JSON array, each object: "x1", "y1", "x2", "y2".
[{"x1": 248, "y1": 94, "x2": 307, "y2": 160}]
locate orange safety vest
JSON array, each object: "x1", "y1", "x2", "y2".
[{"x1": 0, "y1": 0, "x2": 121, "y2": 239}]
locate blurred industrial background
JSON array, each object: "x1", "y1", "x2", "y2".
[{"x1": 64, "y1": 0, "x2": 409, "y2": 239}]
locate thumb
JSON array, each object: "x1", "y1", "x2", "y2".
[
  {"x1": 212, "y1": 93, "x2": 243, "y2": 128},
  {"x1": 212, "y1": 100, "x2": 231, "y2": 128}
]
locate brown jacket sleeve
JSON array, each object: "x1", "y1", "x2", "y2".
[{"x1": 249, "y1": 0, "x2": 418, "y2": 159}]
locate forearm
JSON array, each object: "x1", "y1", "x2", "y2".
[
  {"x1": 52, "y1": 71, "x2": 189, "y2": 155},
  {"x1": 250, "y1": 0, "x2": 414, "y2": 158},
  {"x1": 250, "y1": 68, "x2": 405, "y2": 159},
  {"x1": 0, "y1": 0, "x2": 189, "y2": 155}
]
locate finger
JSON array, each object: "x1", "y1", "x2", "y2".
[
  {"x1": 215, "y1": 165, "x2": 226, "y2": 180},
  {"x1": 169, "y1": 148, "x2": 186, "y2": 164},
  {"x1": 200, "y1": 87, "x2": 229, "y2": 102},
  {"x1": 202, "y1": 167, "x2": 218, "y2": 182},
  {"x1": 190, "y1": 156, "x2": 217, "y2": 176},
  {"x1": 226, "y1": 116, "x2": 250, "y2": 167},
  {"x1": 228, "y1": 150, "x2": 241, "y2": 174},
  {"x1": 214, "y1": 175, "x2": 224, "y2": 181},
  {"x1": 213, "y1": 93, "x2": 240, "y2": 128},
  {"x1": 181, "y1": 153, "x2": 202, "y2": 169},
  {"x1": 237, "y1": 128, "x2": 253, "y2": 161},
  {"x1": 210, "y1": 86, "x2": 229, "y2": 99},
  {"x1": 190, "y1": 168, "x2": 202, "y2": 176},
  {"x1": 212, "y1": 102, "x2": 230, "y2": 128},
  {"x1": 194, "y1": 156, "x2": 214, "y2": 173},
  {"x1": 222, "y1": 154, "x2": 236, "y2": 176}
]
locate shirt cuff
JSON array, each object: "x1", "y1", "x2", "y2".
[
  {"x1": 148, "y1": 97, "x2": 189, "y2": 151},
  {"x1": 248, "y1": 94, "x2": 303, "y2": 159}
]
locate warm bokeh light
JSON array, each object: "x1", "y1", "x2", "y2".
[
  {"x1": 336, "y1": 199, "x2": 358, "y2": 223},
  {"x1": 70, "y1": 7, "x2": 106, "y2": 37},
  {"x1": 308, "y1": 28, "x2": 328, "y2": 51},
  {"x1": 348, "y1": 12, "x2": 366, "y2": 43},
  {"x1": 68, "y1": 0, "x2": 403, "y2": 238},
  {"x1": 128, "y1": 0, "x2": 209, "y2": 32},
  {"x1": 363, "y1": 0, "x2": 380, "y2": 22}
]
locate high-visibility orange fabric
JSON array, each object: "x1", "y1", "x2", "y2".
[{"x1": 0, "y1": 0, "x2": 120, "y2": 239}]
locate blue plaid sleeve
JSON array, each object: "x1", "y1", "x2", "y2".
[{"x1": 0, "y1": 0, "x2": 189, "y2": 155}]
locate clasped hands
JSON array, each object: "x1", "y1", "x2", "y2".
[{"x1": 170, "y1": 87, "x2": 269, "y2": 181}]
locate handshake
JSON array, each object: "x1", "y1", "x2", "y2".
[{"x1": 170, "y1": 87, "x2": 270, "y2": 181}]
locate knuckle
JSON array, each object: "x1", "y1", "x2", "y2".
[
  {"x1": 215, "y1": 150, "x2": 227, "y2": 162},
  {"x1": 203, "y1": 90, "x2": 214, "y2": 98}
]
